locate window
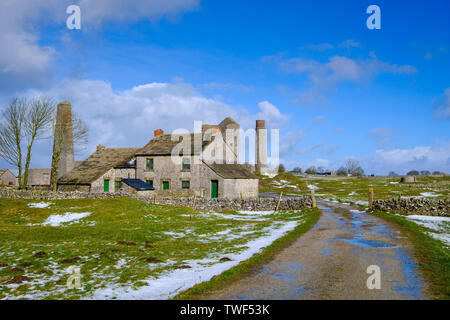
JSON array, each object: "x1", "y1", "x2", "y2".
[
  {"x1": 162, "y1": 181, "x2": 170, "y2": 190},
  {"x1": 181, "y1": 180, "x2": 190, "y2": 189},
  {"x1": 182, "y1": 158, "x2": 191, "y2": 171},
  {"x1": 114, "y1": 181, "x2": 122, "y2": 192},
  {"x1": 146, "y1": 180, "x2": 153, "y2": 188},
  {"x1": 146, "y1": 158, "x2": 154, "y2": 171}
]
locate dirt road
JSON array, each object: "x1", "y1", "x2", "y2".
[{"x1": 199, "y1": 201, "x2": 429, "y2": 300}]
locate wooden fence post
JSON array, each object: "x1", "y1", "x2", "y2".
[
  {"x1": 275, "y1": 192, "x2": 283, "y2": 211},
  {"x1": 369, "y1": 188, "x2": 374, "y2": 210},
  {"x1": 311, "y1": 189, "x2": 316, "y2": 208},
  {"x1": 192, "y1": 195, "x2": 197, "y2": 209}
]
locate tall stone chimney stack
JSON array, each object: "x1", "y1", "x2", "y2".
[
  {"x1": 255, "y1": 120, "x2": 268, "y2": 172},
  {"x1": 53, "y1": 101, "x2": 75, "y2": 178}
]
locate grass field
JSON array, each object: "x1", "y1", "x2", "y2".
[
  {"x1": 258, "y1": 172, "x2": 450, "y2": 205},
  {"x1": 0, "y1": 197, "x2": 314, "y2": 300}
]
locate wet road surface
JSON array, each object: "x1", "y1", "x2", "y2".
[{"x1": 199, "y1": 201, "x2": 429, "y2": 300}]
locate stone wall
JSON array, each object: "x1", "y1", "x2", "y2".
[
  {"x1": 373, "y1": 198, "x2": 450, "y2": 217},
  {"x1": 138, "y1": 196, "x2": 312, "y2": 211},
  {"x1": 0, "y1": 188, "x2": 128, "y2": 200},
  {"x1": 0, "y1": 187, "x2": 312, "y2": 211}
]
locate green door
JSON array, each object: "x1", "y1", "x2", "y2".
[
  {"x1": 211, "y1": 180, "x2": 218, "y2": 198},
  {"x1": 104, "y1": 180, "x2": 109, "y2": 192},
  {"x1": 163, "y1": 181, "x2": 169, "y2": 190}
]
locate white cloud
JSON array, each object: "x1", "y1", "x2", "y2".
[
  {"x1": 255, "y1": 101, "x2": 289, "y2": 128},
  {"x1": 276, "y1": 55, "x2": 418, "y2": 105},
  {"x1": 299, "y1": 43, "x2": 334, "y2": 51},
  {"x1": 0, "y1": 0, "x2": 200, "y2": 92},
  {"x1": 279, "y1": 130, "x2": 307, "y2": 156},
  {"x1": 338, "y1": 39, "x2": 361, "y2": 49},
  {"x1": 361, "y1": 142, "x2": 450, "y2": 175},
  {"x1": 433, "y1": 88, "x2": 450, "y2": 119},
  {"x1": 311, "y1": 115, "x2": 325, "y2": 125},
  {"x1": 77, "y1": 0, "x2": 199, "y2": 26},
  {"x1": 367, "y1": 127, "x2": 393, "y2": 148}
]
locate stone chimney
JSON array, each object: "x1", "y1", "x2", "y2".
[
  {"x1": 255, "y1": 120, "x2": 267, "y2": 172},
  {"x1": 52, "y1": 101, "x2": 75, "y2": 179},
  {"x1": 154, "y1": 129, "x2": 164, "y2": 137},
  {"x1": 96, "y1": 145, "x2": 106, "y2": 152}
]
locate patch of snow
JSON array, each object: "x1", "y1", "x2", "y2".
[
  {"x1": 390, "y1": 182, "x2": 399, "y2": 185},
  {"x1": 42, "y1": 212, "x2": 92, "y2": 227},
  {"x1": 427, "y1": 233, "x2": 450, "y2": 247},
  {"x1": 27, "y1": 202, "x2": 53, "y2": 208},
  {"x1": 263, "y1": 172, "x2": 277, "y2": 178},
  {"x1": 405, "y1": 215, "x2": 450, "y2": 232},
  {"x1": 237, "y1": 210, "x2": 275, "y2": 216},
  {"x1": 355, "y1": 200, "x2": 369, "y2": 206},
  {"x1": 406, "y1": 215, "x2": 450, "y2": 247},
  {"x1": 307, "y1": 185, "x2": 318, "y2": 190},
  {"x1": 91, "y1": 220, "x2": 299, "y2": 300},
  {"x1": 420, "y1": 192, "x2": 443, "y2": 197},
  {"x1": 162, "y1": 231, "x2": 186, "y2": 238},
  {"x1": 349, "y1": 191, "x2": 357, "y2": 196}
]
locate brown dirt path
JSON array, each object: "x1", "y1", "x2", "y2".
[{"x1": 197, "y1": 201, "x2": 430, "y2": 300}]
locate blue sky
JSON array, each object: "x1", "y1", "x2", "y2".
[{"x1": 0, "y1": 0, "x2": 449, "y2": 175}]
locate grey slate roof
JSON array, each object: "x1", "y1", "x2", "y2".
[
  {"x1": 204, "y1": 161, "x2": 259, "y2": 179},
  {"x1": 137, "y1": 133, "x2": 214, "y2": 156}
]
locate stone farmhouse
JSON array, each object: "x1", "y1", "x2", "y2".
[{"x1": 55, "y1": 102, "x2": 267, "y2": 199}]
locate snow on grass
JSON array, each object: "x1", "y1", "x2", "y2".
[
  {"x1": 90, "y1": 220, "x2": 299, "y2": 300},
  {"x1": 263, "y1": 172, "x2": 278, "y2": 178},
  {"x1": 162, "y1": 231, "x2": 186, "y2": 239},
  {"x1": 405, "y1": 215, "x2": 450, "y2": 232},
  {"x1": 420, "y1": 192, "x2": 443, "y2": 197},
  {"x1": 406, "y1": 215, "x2": 450, "y2": 247},
  {"x1": 237, "y1": 210, "x2": 275, "y2": 216},
  {"x1": 401, "y1": 192, "x2": 444, "y2": 199},
  {"x1": 42, "y1": 212, "x2": 92, "y2": 227},
  {"x1": 27, "y1": 202, "x2": 53, "y2": 208},
  {"x1": 307, "y1": 185, "x2": 319, "y2": 190}
]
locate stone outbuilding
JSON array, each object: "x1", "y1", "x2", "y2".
[
  {"x1": 0, "y1": 169, "x2": 17, "y2": 186},
  {"x1": 27, "y1": 168, "x2": 51, "y2": 187},
  {"x1": 58, "y1": 146, "x2": 140, "y2": 192}
]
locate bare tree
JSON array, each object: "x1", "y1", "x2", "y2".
[
  {"x1": 336, "y1": 167, "x2": 348, "y2": 176},
  {"x1": 51, "y1": 112, "x2": 88, "y2": 191},
  {"x1": 305, "y1": 166, "x2": 317, "y2": 175},
  {"x1": 0, "y1": 99, "x2": 27, "y2": 187},
  {"x1": 22, "y1": 97, "x2": 55, "y2": 188},
  {"x1": 345, "y1": 158, "x2": 364, "y2": 176}
]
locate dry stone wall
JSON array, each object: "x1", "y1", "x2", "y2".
[
  {"x1": 0, "y1": 188, "x2": 312, "y2": 211},
  {"x1": 138, "y1": 196, "x2": 312, "y2": 211},
  {"x1": 373, "y1": 198, "x2": 450, "y2": 217}
]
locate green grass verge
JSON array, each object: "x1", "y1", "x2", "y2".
[
  {"x1": 173, "y1": 207, "x2": 321, "y2": 300},
  {"x1": 370, "y1": 210, "x2": 450, "y2": 300}
]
